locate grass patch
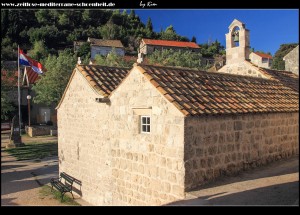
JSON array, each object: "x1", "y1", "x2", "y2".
[
  {"x1": 40, "y1": 185, "x2": 80, "y2": 206},
  {"x1": 5, "y1": 142, "x2": 58, "y2": 161}
]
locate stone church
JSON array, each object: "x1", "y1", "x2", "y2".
[{"x1": 56, "y1": 20, "x2": 298, "y2": 206}]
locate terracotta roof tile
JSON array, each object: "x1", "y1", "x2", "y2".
[
  {"x1": 76, "y1": 65, "x2": 129, "y2": 96},
  {"x1": 138, "y1": 65, "x2": 299, "y2": 116},
  {"x1": 142, "y1": 39, "x2": 200, "y2": 49},
  {"x1": 260, "y1": 68, "x2": 299, "y2": 92},
  {"x1": 254, "y1": 52, "x2": 272, "y2": 59}
]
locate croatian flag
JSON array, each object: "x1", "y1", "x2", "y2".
[{"x1": 19, "y1": 49, "x2": 44, "y2": 74}]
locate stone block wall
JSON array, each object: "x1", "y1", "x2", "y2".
[
  {"x1": 26, "y1": 125, "x2": 56, "y2": 137},
  {"x1": 249, "y1": 52, "x2": 271, "y2": 69},
  {"x1": 218, "y1": 61, "x2": 269, "y2": 78},
  {"x1": 284, "y1": 45, "x2": 299, "y2": 75},
  {"x1": 58, "y1": 68, "x2": 186, "y2": 206},
  {"x1": 184, "y1": 112, "x2": 299, "y2": 191},
  {"x1": 58, "y1": 70, "x2": 113, "y2": 205},
  {"x1": 109, "y1": 68, "x2": 185, "y2": 205}
]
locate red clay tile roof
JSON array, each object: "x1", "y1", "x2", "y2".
[
  {"x1": 142, "y1": 39, "x2": 200, "y2": 49},
  {"x1": 254, "y1": 52, "x2": 272, "y2": 59},
  {"x1": 246, "y1": 62, "x2": 299, "y2": 92},
  {"x1": 88, "y1": 38, "x2": 124, "y2": 48},
  {"x1": 137, "y1": 65, "x2": 299, "y2": 116},
  {"x1": 76, "y1": 65, "x2": 130, "y2": 97}
]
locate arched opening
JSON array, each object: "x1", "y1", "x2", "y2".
[{"x1": 231, "y1": 26, "x2": 240, "y2": 47}]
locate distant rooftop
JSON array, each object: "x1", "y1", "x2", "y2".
[
  {"x1": 142, "y1": 39, "x2": 200, "y2": 49},
  {"x1": 88, "y1": 37, "x2": 124, "y2": 48},
  {"x1": 254, "y1": 52, "x2": 272, "y2": 59}
]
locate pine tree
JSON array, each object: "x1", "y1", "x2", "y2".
[
  {"x1": 191, "y1": 36, "x2": 197, "y2": 43},
  {"x1": 146, "y1": 17, "x2": 153, "y2": 31}
]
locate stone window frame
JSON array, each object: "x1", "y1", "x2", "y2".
[{"x1": 140, "y1": 115, "x2": 151, "y2": 134}]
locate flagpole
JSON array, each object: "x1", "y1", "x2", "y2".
[{"x1": 17, "y1": 45, "x2": 22, "y2": 135}]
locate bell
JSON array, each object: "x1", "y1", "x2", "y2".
[{"x1": 233, "y1": 34, "x2": 239, "y2": 42}]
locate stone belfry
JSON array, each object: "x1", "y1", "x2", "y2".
[
  {"x1": 225, "y1": 19, "x2": 250, "y2": 64},
  {"x1": 218, "y1": 19, "x2": 268, "y2": 78}
]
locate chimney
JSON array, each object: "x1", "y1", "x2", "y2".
[{"x1": 77, "y1": 57, "x2": 82, "y2": 65}]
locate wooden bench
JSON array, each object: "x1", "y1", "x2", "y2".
[{"x1": 50, "y1": 172, "x2": 76, "y2": 201}]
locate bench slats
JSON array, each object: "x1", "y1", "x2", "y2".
[{"x1": 50, "y1": 172, "x2": 77, "y2": 201}]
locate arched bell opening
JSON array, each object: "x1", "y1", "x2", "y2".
[{"x1": 231, "y1": 26, "x2": 240, "y2": 47}]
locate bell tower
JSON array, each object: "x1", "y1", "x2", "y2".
[{"x1": 225, "y1": 19, "x2": 250, "y2": 64}]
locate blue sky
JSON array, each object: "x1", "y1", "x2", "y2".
[{"x1": 135, "y1": 10, "x2": 299, "y2": 55}]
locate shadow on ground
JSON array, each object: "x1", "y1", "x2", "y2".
[{"x1": 169, "y1": 181, "x2": 299, "y2": 205}]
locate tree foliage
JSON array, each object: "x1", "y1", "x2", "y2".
[
  {"x1": 1, "y1": 70, "x2": 17, "y2": 120},
  {"x1": 2, "y1": 9, "x2": 228, "y2": 62},
  {"x1": 32, "y1": 49, "x2": 77, "y2": 106},
  {"x1": 199, "y1": 40, "x2": 225, "y2": 57},
  {"x1": 76, "y1": 42, "x2": 91, "y2": 59},
  {"x1": 271, "y1": 43, "x2": 298, "y2": 70},
  {"x1": 29, "y1": 40, "x2": 49, "y2": 61},
  {"x1": 94, "y1": 49, "x2": 134, "y2": 68},
  {"x1": 148, "y1": 49, "x2": 204, "y2": 69}
]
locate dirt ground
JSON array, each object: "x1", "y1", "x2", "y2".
[
  {"x1": 1, "y1": 131, "x2": 91, "y2": 206},
  {"x1": 1, "y1": 131, "x2": 65, "y2": 206}
]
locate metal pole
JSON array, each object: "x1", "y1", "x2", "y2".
[{"x1": 17, "y1": 45, "x2": 22, "y2": 135}]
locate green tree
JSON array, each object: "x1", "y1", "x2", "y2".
[
  {"x1": 148, "y1": 49, "x2": 203, "y2": 69},
  {"x1": 1, "y1": 88, "x2": 15, "y2": 120},
  {"x1": 146, "y1": 17, "x2": 153, "y2": 32},
  {"x1": 272, "y1": 43, "x2": 298, "y2": 70},
  {"x1": 82, "y1": 10, "x2": 91, "y2": 23},
  {"x1": 1, "y1": 70, "x2": 16, "y2": 120},
  {"x1": 76, "y1": 42, "x2": 91, "y2": 60},
  {"x1": 122, "y1": 10, "x2": 127, "y2": 16},
  {"x1": 29, "y1": 40, "x2": 48, "y2": 61},
  {"x1": 58, "y1": 13, "x2": 69, "y2": 26},
  {"x1": 94, "y1": 49, "x2": 133, "y2": 68},
  {"x1": 99, "y1": 21, "x2": 122, "y2": 40},
  {"x1": 32, "y1": 49, "x2": 77, "y2": 106},
  {"x1": 191, "y1": 36, "x2": 197, "y2": 43},
  {"x1": 160, "y1": 25, "x2": 178, "y2": 40},
  {"x1": 199, "y1": 40, "x2": 225, "y2": 57},
  {"x1": 129, "y1": 10, "x2": 136, "y2": 19}
]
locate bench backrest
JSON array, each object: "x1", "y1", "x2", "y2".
[{"x1": 60, "y1": 172, "x2": 75, "y2": 185}]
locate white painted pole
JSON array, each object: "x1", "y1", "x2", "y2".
[{"x1": 17, "y1": 45, "x2": 22, "y2": 134}]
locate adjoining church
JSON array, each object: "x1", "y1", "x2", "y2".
[{"x1": 57, "y1": 19, "x2": 299, "y2": 206}]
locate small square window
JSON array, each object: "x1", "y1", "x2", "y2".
[{"x1": 141, "y1": 116, "x2": 151, "y2": 133}]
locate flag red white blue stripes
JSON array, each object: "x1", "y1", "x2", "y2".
[{"x1": 19, "y1": 49, "x2": 44, "y2": 74}]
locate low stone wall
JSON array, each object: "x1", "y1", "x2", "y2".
[
  {"x1": 184, "y1": 112, "x2": 299, "y2": 191},
  {"x1": 27, "y1": 125, "x2": 56, "y2": 137}
]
